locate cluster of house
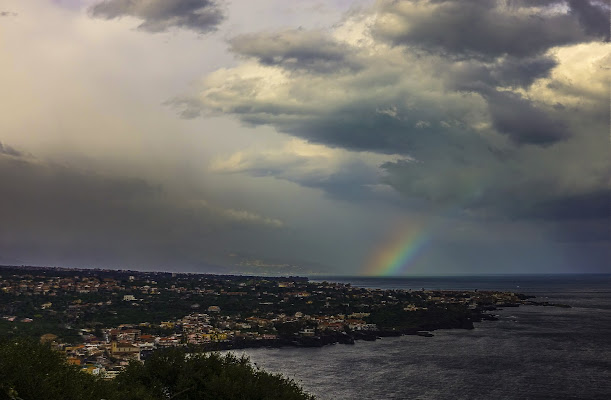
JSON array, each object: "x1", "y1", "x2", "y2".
[
  {"x1": 36, "y1": 307, "x2": 382, "y2": 378},
  {"x1": 2, "y1": 266, "x2": 531, "y2": 380}
]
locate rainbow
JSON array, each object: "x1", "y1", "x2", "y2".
[
  {"x1": 362, "y1": 167, "x2": 487, "y2": 276},
  {"x1": 362, "y1": 217, "x2": 439, "y2": 276}
]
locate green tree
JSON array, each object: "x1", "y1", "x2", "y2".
[
  {"x1": 0, "y1": 339, "x2": 315, "y2": 400},
  {"x1": 0, "y1": 338, "x2": 112, "y2": 400},
  {"x1": 116, "y1": 348, "x2": 315, "y2": 400}
]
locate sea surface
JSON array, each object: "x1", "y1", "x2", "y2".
[{"x1": 227, "y1": 274, "x2": 611, "y2": 400}]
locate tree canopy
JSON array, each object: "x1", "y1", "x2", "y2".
[{"x1": 0, "y1": 339, "x2": 314, "y2": 400}]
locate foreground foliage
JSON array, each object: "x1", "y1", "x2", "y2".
[{"x1": 0, "y1": 339, "x2": 314, "y2": 400}]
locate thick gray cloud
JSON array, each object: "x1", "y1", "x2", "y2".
[
  {"x1": 189, "y1": 1, "x2": 605, "y2": 154},
  {"x1": 179, "y1": 0, "x2": 609, "y2": 250},
  {"x1": 381, "y1": 157, "x2": 610, "y2": 246},
  {"x1": 229, "y1": 30, "x2": 362, "y2": 73},
  {"x1": 0, "y1": 147, "x2": 287, "y2": 270},
  {"x1": 528, "y1": 190, "x2": 610, "y2": 222},
  {"x1": 447, "y1": 55, "x2": 558, "y2": 91},
  {"x1": 90, "y1": 0, "x2": 224, "y2": 33},
  {"x1": 483, "y1": 90, "x2": 570, "y2": 145},
  {"x1": 374, "y1": 0, "x2": 608, "y2": 58},
  {"x1": 210, "y1": 139, "x2": 401, "y2": 202},
  {"x1": 433, "y1": 54, "x2": 567, "y2": 146},
  {"x1": 5, "y1": 0, "x2": 607, "y2": 274},
  {"x1": 195, "y1": 53, "x2": 484, "y2": 155},
  {"x1": 568, "y1": 0, "x2": 611, "y2": 39}
]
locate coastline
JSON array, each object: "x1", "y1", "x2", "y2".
[{"x1": 169, "y1": 298, "x2": 569, "y2": 354}]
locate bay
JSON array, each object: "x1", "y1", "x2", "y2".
[{"x1": 226, "y1": 275, "x2": 611, "y2": 399}]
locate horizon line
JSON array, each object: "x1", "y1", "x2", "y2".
[{"x1": 1, "y1": 264, "x2": 609, "y2": 279}]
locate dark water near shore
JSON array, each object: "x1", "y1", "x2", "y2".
[{"x1": 229, "y1": 275, "x2": 611, "y2": 399}]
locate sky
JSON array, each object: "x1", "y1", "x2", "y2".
[{"x1": 0, "y1": 0, "x2": 609, "y2": 276}]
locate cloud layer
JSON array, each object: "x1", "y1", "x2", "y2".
[
  {"x1": 211, "y1": 138, "x2": 401, "y2": 202},
  {"x1": 178, "y1": 0, "x2": 609, "y2": 246},
  {"x1": 374, "y1": 0, "x2": 608, "y2": 58},
  {"x1": 90, "y1": 0, "x2": 225, "y2": 33},
  {"x1": 1, "y1": 0, "x2": 608, "y2": 274},
  {"x1": 0, "y1": 146, "x2": 285, "y2": 269},
  {"x1": 229, "y1": 29, "x2": 363, "y2": 74}
]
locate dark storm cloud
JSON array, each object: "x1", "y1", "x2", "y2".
[
  {"x1": 381, "y1": 158, "x2": 611, "y2": 244},
  {"x1": 381, "y1": 153, "x2": 609, "y2": 218},
  {"x1": 527, "y1": 190, "x2": 611, "y2": 221},
  {"x1": 444, "y1": 55, "x2": 566, "y2": 146},
  {"x1": 448, "y1": 55, "x2": 558, "y2": 91},
  {"x1": 483, "y1": 90, "x2": 569, "y2": 145},
  {"x1": 0, "y1": 148, "x2": 283, "y2": 269},
  {"x1": 222, "y1": 156, "x2": 393, "y2": 202},
  {"x1": 380, "y1": 158, "x2": 486, "y2": 205},
  {"x1": 191, "y1": 1, "x2": 584, "y2": 158},
  {"x1": 183, "y1": 0, "x2": 609, "y2": 247},
  {"x1": 523, "y1": 187, "x2": 611, "y2": 244},
  {"x1": 200, "y1": 76, "x2": 479, "y2": 155},
  {"x1": 90, "y1": 0, "x2": 224, "y2": 33},
  {"x1": 274, "y1": 107, "x2": 415, "y2": 153},
  {"x1": 375, "y1": 0, "x2": 606, "y2": 58},
  {"x1": 201, "y1": 90, "x2": 403, "y2": 153},
  {"x1": 490, "y1": 56, "x2": 558, "y2": 87},
  {"x1": 568, "y1": 0, "x2": 611, "y2": 40},
  {"x1": 229, "y1": 30, "x2": 362, "y2": 73}
]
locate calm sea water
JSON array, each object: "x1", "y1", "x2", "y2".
[{"x1": 228, "y1": 275, "x2": 611, "y2": 399}]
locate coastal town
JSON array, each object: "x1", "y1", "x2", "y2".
[{"x1": 0, "y1": 265, "x2": 559, "y2": 378}]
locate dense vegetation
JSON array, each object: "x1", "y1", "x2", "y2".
[
  {"x1": 366, "y1": 304, "x2": 475, "y2": 331},
  {"x1": 0, "y1": 339, "x2": 315, "y2": 400}
]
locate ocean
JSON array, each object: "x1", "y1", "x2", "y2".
[{"x1": 227, "y1": 274, "x2": 611, "y2": 399}]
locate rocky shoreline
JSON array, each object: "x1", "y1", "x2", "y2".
[{"x1": 178, "y1": 299, "x2": 570, "y2": 354}]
